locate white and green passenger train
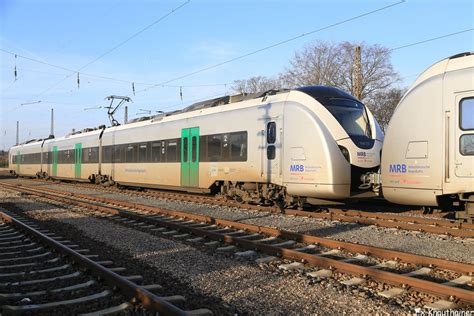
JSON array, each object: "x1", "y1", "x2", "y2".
[{"x1": 9, "y1": 86, "x2": 383, "y2": 208}]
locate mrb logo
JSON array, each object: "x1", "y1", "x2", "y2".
[
  {"x1": 290, "y1": 164, "x2": 305, "y2": 172},
  {"x1": 389, "y1": 164, "x2": 407, "y2": 173}
]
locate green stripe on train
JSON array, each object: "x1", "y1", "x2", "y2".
[{"x1": 74, "y1": 143, "x2": 82, "y2": 178}]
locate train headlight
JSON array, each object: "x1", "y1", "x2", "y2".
[{"x1": 338, "y1": 145, "x2": 350, "y2": 162}]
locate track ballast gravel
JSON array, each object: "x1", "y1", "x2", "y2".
[
  {"x1": 0, "y1": 189, "x2": 407, "y2": 314},
  {"x1": 8, "y1": 178, "x2": 472, "y2": 264}
]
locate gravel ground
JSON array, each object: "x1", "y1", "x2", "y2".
[
  {"x1": 6, "y1": 178, "x2": 472, "y2": 264},
  {"x1": 0, "y1": 189, "x2": 409, "y2": 315}
]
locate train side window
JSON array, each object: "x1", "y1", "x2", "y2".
[
  {"x1": 103, "y1": 146, "x2": 112, "y2": 163},
  {"x1": 177, "y1": 139, "x2": 181, "y2": 162},
  {"x1": 208, "y1": 135, "x2": 222, "y2": 161},
  {"x1": 113, "y1": 145, "x2": 122, "y2": 163},
  {"x1": 167, "y1": 140, "x2": 178, "y2": 162},
  {"x1": 91, "y1": 147, "x2": 98, "y2": 163},
  {"x1": 126, "y1": 144, "x2": 136, "y2": 163},
  {"x1": 65, "y1": 150, "x2": 71, "y2": 164},
  {"x1": 460, "y1": 98, "x2": 474, "y2": 130},
  {"x1": 460, "y1": 134, "x2": 474, "y2": 156},
  {"x1": 267, "y1": 122, "x2": 276, "y2": 144},
  {"x1": 160, "y1": 141, "x2": 166, "y2": 162},
  {"x1": 230, "y1": 132, "x2": 247, "y2": 161},
  {"x1": 199, "y1": 136, "x2": 208, "y2": 161},
  {"x1": 267, "y1": 145, "x2": 276, "y2": 160},
  {"x1": 82, "y1": 148, "x2": 89, "y2": 163},
  {"x1": 138, "y1": 143, "x2": 148, "y2": 163},
  {"x1": 151, "y1": 142, "x2": 161, "y2": 162},
  {"x1": 183, "y1": 138, "x2": 188, "y2": 162},
  {"x1": 222, "y1": 133, "x2": 230, "y2": 161}
]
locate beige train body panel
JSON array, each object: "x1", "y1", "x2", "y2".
[
  {"x1": 9, "y1": 87, "x2": 382, "y2": 200},
  {"x1": 382, "y1": 53, "x2": 474, "y2": 206}
]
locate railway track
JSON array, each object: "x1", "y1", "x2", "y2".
[
  {"x1": 1, "y1": 182, "x2": 473, "y2": 310},
  {"x1": 20, "y1": 178, "x2": 474, "y2": 238},
  {"x1": 0, "y1": 205, "x2": 211, "y2": 315}
]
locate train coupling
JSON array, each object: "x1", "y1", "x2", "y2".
[{"x1": 359, "y1": 171, "x2": 381, "y2": 194}]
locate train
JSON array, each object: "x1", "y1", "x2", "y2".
[
  {"x1": 362, "y1": 52, "x2": 474, "y2": 220},
  {"x1": 9, "y1": 52, "x2": 473, "y2": 220},
  {"x1": 8, "y1": 86, "x2": 383, "y2": 209}
]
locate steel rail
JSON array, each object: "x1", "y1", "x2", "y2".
[
  {"x1": 1, "y1": 183, "x2": 473, "y2": 304},
  {"x1": 281, "y1": 209, "x2": 474, "y2": 238},
  {"x1": 0, "y1": 207, "x2": 191, "y2": 316},
  {"x1": 3, "y1": 182, "x2": 472, "y2": 274},
  {"x1": 25, "y1": 178, "x2": 474, "y2": 233}
]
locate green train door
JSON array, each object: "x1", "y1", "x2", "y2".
[
  {"x1": 52, "y1": 146, "x2": 58, "y2": 177},
  {"x1": 181, "y1": 127, "x2": 199, "y2": 187},
  {"x1": 74, "y1": 143, "x2": 82, "y2": 178}
]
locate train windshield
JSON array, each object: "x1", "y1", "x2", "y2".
[{"x1": 322, "y1": 98, "x2": 372, "y2": 138}]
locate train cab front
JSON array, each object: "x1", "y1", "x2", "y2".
[{"x1": 297, "y1": 86, "x2": 383, "y2": 197}]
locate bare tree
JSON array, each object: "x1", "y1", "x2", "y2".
[
  {"x1": 279, "y1": 41, "x2": 345, "y2": 88},
  {"x1": 231, "y1": 75, "x2": 282, "y2": 94},
  {"x1": 366, "y1": 87, "x2": 406, "y2": 132},
  {"x1": 280, "y1": 41, "x2": 400, "y2": 101},
  {"x1": 231, "y1": 40, "x2": 403, "y2": 127}
]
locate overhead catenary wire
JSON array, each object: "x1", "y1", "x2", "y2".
[
  {"x1": 6, "y1": 27, "x2": 473, "y2": 113},
  {"x1": 0, "y1": 0, "x2": 404, "y2": 94},
  {"x1": 390, "y1": 28, "x2": 474, "y2": 51},
  {"x1": 33, "y1": 0, "x2": 191, "y2": 98},
  {"x1": 137, "y1": 0, "x2": 406, "y2": 93},
  {"x1": 0, "y1": 49, "x2": 231, "y2": 88}
]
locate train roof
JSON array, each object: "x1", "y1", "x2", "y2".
[
  {"x1": 296, "y1": 86, "x2": 357, "y2": 101},
  {"x1": 10, "y1": 85, "x2": 354, "y2": 150},
  {"x1": 409, "y1": 51, "x2": 474, "y2": 93}
]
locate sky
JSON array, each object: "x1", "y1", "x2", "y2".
[{"x1": 1, "y1": 0, "x2": 473, "y2": 150}]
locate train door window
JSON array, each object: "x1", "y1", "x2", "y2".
[
  {"x1": 460, "y1": 134, "x2": 474, "y2": 155},
  {"x1": 267, "y1": 122, "x2": 276, "y2": 144},
  {"x1": 267, "y1": 122, "x2": 276, "y2": 160},
  {"x1": 138, "y1": 143, "x2": 148, "y2": 163},
  {"x1": 183, "y1": 138, "x2": 188, "y2": 163},
  {"x1": 460, "y1": 98, "x2": 474, "y2": 130},
  {"x1": 151, "y1": 142, "x2": 160, "y2": 162},
  {"x1": 267, "y1": 146, "x2": 276, "y2": 160},
  {"x1": 192, "y1": 136, "x2": 197, "y2": 162}
]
